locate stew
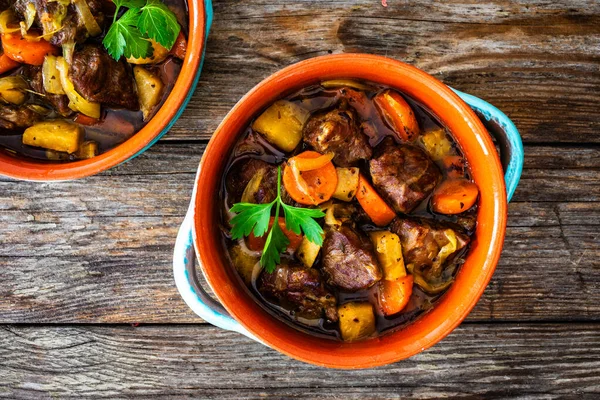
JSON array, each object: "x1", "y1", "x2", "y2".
[
  {"x1": 220, "y1": 80, "x2": 480, "y2": 342},
  {"x1": 0, "y1": 0, "x2": 188, "y2": 161}
]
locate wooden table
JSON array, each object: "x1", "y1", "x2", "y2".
[{"x1": 1, "y1": 1, "x2": 599, "y2": 397}]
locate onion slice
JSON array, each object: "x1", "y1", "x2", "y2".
[
  {"x1": 72, "y1": 0, "x2": 102, "y2": 37},
  {"x1": 56, "y1": 56, "x2": 101, "y2": 118},
  {"x1": 289, "y1": 152, "x2": 334, "y2": 172},
  {"x1": 0, "y1": 10, "x2": 21, "y2": 35},
  {"x1": 42, "y1": 55, "x2": 65, "y2": 95}
]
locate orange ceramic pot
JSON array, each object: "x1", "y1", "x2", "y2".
[
  {"x1": 174, "y1": 54, "x2": 523, "y2": 369},
  {"x1": 0, "y1": 0, "x2": 212, "y2": 181}
]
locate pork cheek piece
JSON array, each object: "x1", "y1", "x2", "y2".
[
  {"x1": 369, "y1": 137, "x2": 441, "y2": 213},
  {"x1": 0, "y1": 105, "x2": 42, "y2": 130},
  {"x1": 322, "y1": 224, "x2": 382, "y2": 291},
  {"x1": 390, "y1": 217, "x2": 469, "y2": 280},
  {"x1": 225, "y1": 158, "x2": 294, "y2": 206},
  {"x1": 303, "y1": 102, "x2": 372, "y2": 167},
  {"x1": 258, "y1": 264, "x2": 338, "y2": 322},
  {"x1": 13, "y1": 0, "x2": 106, "y2": 46},
  {"x1": 23, "y1": 66, "x2": 72, "y2": 116},
  {"x1": 69, "y1": 45, "x2": 139, "y2": 110}
]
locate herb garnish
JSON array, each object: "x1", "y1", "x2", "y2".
[
  {"x1": 230, "y1": 166, "x2": 325, "y2": 273},
  {"x1": 103, "y1": 0, "x2": 181, "y2": 61}
]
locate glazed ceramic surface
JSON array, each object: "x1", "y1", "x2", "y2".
[
  {"x1": 174, "y1": 54, "x2": 524, "y2": 368},
  {"x1": 0, "y1": 0, "x2": 213, "y2": 181}
]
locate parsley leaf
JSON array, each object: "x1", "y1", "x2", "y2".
[
  {"x1": 229, "y1": 166, "x2": 326, "y2": 273},
  {"x1": 230, "y1": 202, "x2": 273, "y2": 239},
  {"x1": 138, "y1": 0, "x2": 181, "y2": 50},
  {"x1": 104, "y1": 0, "x2": 181, "y2": 60},
  {"x1": 103, "y1": 8, "x2": 152, "y2": 60},
  {"x1": 260, "y1": 206, "x2": 290, "y2": 273},
  {"x1": 282, "y1": 204, "x2": 325, "y2": 245}
]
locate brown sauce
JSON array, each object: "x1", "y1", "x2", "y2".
[
  {"x1": 0, "y1": 0, "x2": 188, "y2": 162},
  {"x1": 220, "y1": 80, "x2": 477, "y2": 341}
]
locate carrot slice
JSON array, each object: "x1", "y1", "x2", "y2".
[
  {"x1": 170, "y1": 31, "x2": 187, "y2": 60},
  {"x1": 74, "y1": 113, "x2": 100, "y2": 126},
  {"x1": 1, "y1": 32, "x2": 58, "y2": 65},
  {"x1": 431, "y1": 178, "x2": 479, "y2": 215},
  {"x1": 355, "y1": 174, "x2": 396, "y2": 226},
  {"x1": 283, "y1": 151, "x2": 338, "y2": 205},
  {"x1": 374, "y1": 89, "x2": 420, "y2": 142},
  {"x1": 379, "y1": 275, "x2": 414, "y2": 316},
  {"x1": 442, "y1": 155, "x2": 466, "y2": 178},
  {"x1": 289, "y1": 151, "x2": 334, "y2": 172},
  {"x1": 246, "y1": 217, "x2": 303, "y2": 252},
  {"x1": 0, "y1": 53, "x2": 20, "y2": 74}
]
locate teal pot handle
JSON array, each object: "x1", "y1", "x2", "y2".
[
  {"x1": 173, "y1": 89, "x2": 524, "y2": 332},
  {"x1": 453, "y1": 89, "x2": 524, "y2": 201},
  {"x1": 172, "y1": 207, "x2": 258, "y2": 340}
]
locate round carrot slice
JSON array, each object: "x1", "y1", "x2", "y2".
[
  {"x1": 431, "y1": 178, "x2": 479, "y2": 215},
  {"x1": 1, "y1": 32, "x2": 58, "y2": 66},
  {"x1": 283, "y1": 151, "x2": 338, "y2": 205},
  {"x1": 0, "y1": 53, "x2": 20, "y2": 74}
]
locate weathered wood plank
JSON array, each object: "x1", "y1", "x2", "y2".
[
  {"x1": 0, "y1": 324, "x2": 599, "y2": 398},
  {"x1": 0, "y1": 211, "x2": 598, "y2": 323},
  {"x1": 0, "y1": 141, "x2": 599, "y2": 323},
  {"x1": 0, "y1": 143, "x2": 598, "y2": 217},
  {"x1": 162, "y1": 0, "x2": 600, "y2": 143}
]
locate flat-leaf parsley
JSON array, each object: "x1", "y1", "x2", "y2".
[
  {"x1": 230, "y1": 166, "x2": 325, "y2": 273},
  {"x1": 103, "y1": 0, "x2": 181, "y2": 61}
]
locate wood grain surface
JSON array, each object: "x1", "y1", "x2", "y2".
[
  {"x1": 167, "y1": 0, "x2": 600, "y2": 143},
  {"x1": 1, "y1": 144, "x2": 599, "y2": 323},
  {"x1": 1, "y1": 0, "x2": 599, "y2": 397},
  {"x1": 1, "y1": 324, "x2": 599, "y2": 398}
]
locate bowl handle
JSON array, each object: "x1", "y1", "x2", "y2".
[
  {"x1": 173, "y1": 208, "x2": 258, "y2": 341},
  {"x1": 453, "y1": 89, "x2": 524, "y2": 202}
]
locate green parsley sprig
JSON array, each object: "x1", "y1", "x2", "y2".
[
  {"x1": 103, "y1": 0, "x2": 181, "y2": 61},
  {"x1": 230, "y1": 166, "x2": 325, "y2": 273}
]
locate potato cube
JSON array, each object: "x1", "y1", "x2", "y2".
[
  {"x1": 332, "y1": 167, "x2": 360, "y2": 201},
  {"x1": 296, "y1": 237, "x2": 321, "y2": 268},
  {"x1": 23, "y1": 120, "x2": 83, "y2": 153},
  {"x1": 75, "y1": 141, "x2": 98, "y2": 159},
  {"x1": 45, "y1": 150, "x2": 70, "y2": 161},
  {"x1": 338, "y1": 302, "x2": 376, "y2": 342},
  {"x1": 420, "y1": 128, "x2": 454, "y2": 161},
  {"x1": 134, "y1": 66, "x2": 164, "y2": 121},
  {"x1": 369, "y1": 231, "x2": 407, "y2": 280},
  {"x1": 252, "y1": 100, "x2": 309, "y2": 152},
  {"x1": 0, "y1": 76, "x2": 28, "y2": 105}
]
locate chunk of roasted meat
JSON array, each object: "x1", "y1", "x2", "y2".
[
  {"x1": 70, "y1": 45, "x2": 139, "y2": 110},
  {"x1": 390, "y1": 217, "x2": 469, "y2": 282},
  {"x1": 0, "y1": 104, "x2": 42, "y2": 130},
  {"x1": 322, "y1": 224, "x2": 382, "y2": 291},
  {"x1": 258, "y1": 263, "x2": 338, "y2": 322},
  {"x1": 369, "y1": 137, "x2": 441, "y2": 213},
  {"x1": 22, "y1": 66, "x2": 71, "y2": 117},
  {"x1": 13, "y1": 0, "x2": 106, "y2": 46},
  {"x1": 303, "y1": 101, "x2": 372, "y2": 167},
  {"x1": 225, "y1": 158, "x2": 294, "y2": 206}
]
